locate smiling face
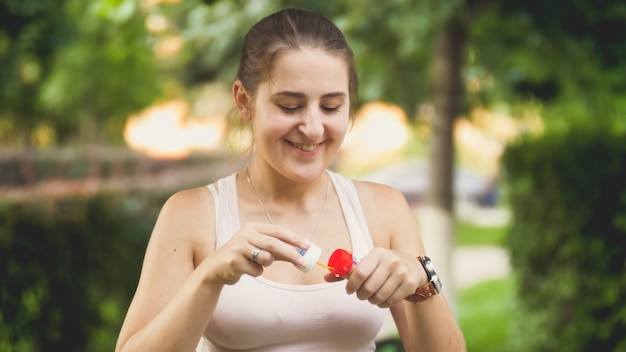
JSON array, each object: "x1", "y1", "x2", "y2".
[{"x1": 247, "y1": 48, "x2": 350, "y2": 181}]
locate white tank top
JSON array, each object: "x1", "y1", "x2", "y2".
[{"x1": 199, "y1": 170, "x2": 386, "y2": 351}]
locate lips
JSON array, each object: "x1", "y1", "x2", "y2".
[{"x1": 290, "y1": 142, "x2": 321, "y2": 151}]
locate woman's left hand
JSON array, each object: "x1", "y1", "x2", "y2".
[{"x1": 324, "y1": 248, "x2": 427, "y2": 308}]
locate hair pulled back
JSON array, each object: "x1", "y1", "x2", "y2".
[{"x1": 236, "y1": 8, "x2": 358, "y2": 114}]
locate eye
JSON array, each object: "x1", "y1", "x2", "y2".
[
  {"x1": 279, "y1": 104, "x2": 301, "y2": 112},
  {"x1": 322, "y1": 105, "x2": 340, "y2": 112}
]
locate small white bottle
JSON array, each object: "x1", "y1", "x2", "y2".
[{"x1": 295, "y1": 243, "x2": 322, "y2": 273}]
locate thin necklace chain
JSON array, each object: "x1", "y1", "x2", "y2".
[{"x1": 245, "y1": 167, "x2": 330, "y2": 237}]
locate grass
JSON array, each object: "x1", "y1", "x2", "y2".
[
  {"x1": 456, "y1": 219, "x2": 514, "y2": 351},
  {"x1": 458, "y1": 277, "x2": 515, "y2": 352},
  {"x1": 456, "y1": 220, "x2": 509, "y2": 247}
]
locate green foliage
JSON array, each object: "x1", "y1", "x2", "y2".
[
  {"x1": 0, "y1": 0, "x2": 161, "y2": 146},
  {"x1": 158, "y1": 0, "x2": 281, "y2": 87},
  {"x1": 333, "y1": 0, "x2": 462, "y2": 115},
  {"x1": 459, "y1": 278, "x2": 516, "y2": 352},
  {"x1": 2, "y1": 0, "x2": 625, "y2": 147},
  {"x1": 503, "y1": 0, "x2": 626, "y2": 70},
  {"x1": 501, "y1": 125, "x2": 626, "y2": 351},
  {"x1": 0, "y1": 0, "x2": 74, "y2": 143},
  {"x1": 45, "y1": 0, "x2": 162, "y2": 144},
  {"x1": 0, "y1": 191, "x2": 167, "y2": 351},
  {"x1": 163, "y1": 0, "x2": 456, "y2": 118},
  {"x1": 468, "y1": 1, "x2": 626, "y2": 131}
]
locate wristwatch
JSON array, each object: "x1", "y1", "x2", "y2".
[{"x1": 404, "y1": 256, "x2": 442, "y2": 303}]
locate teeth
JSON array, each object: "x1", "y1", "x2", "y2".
[{"x1": 293, "y1": 143, "x2": 318, "y2": 151}]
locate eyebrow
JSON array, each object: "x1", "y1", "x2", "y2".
[{"x1": 271, "y1": 91, "x2": 347, "y2": 99}]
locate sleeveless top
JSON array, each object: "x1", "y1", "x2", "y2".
[{"x1": 197, "y1": 170, "x2": 386, "y2": 351}]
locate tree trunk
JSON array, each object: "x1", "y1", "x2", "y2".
[{"x1": 421, "y1": 14, "x2": 466, "y2": 315}]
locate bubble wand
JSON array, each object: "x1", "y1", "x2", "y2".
[
  {"x1": 297, "y1": 245, "x2": 355, "y2": 277},
  {"x1": 316, "y1": 262, "x2": 335, "y2": 270},
  {"x1": 319, "y1": 248, "x2": 357, "y2": 278}
]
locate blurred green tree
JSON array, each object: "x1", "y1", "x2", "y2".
[
  {"x1": 156, "y1": 0, "x2": 460, "y2": 116},
  {"x1": 468, "y1": 0, "x2": 626, "y2": 131},
  {"x1": 43, "y1": 0, "x2": 162, "y2": 146},
  {"x1": 0, "y1": 0, "x2": 73, "y2": 146},
  {"x1": 0, "y1": 192, "x2": 165, "y2": 351},
  {"x1": 0, "y1": 0, "x2": 162, "y2": 148}
]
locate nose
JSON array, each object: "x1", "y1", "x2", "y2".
[{"x1": 298, "y1": 108, "x2": 324, "y2": 139}]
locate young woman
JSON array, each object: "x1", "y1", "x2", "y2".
[{"x1": 116, "y1": 8, "x2": 465, "y2": 352}]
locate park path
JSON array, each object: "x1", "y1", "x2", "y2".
[{"x1": 454, "y1": 245, "x2": 510, "y2": 288}]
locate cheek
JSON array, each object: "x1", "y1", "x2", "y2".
[
  {"x1": 253, "y1": 116, "x2": 289, "y2": 143},
  {"x1": 332, "y1": 116, "x2": 351, "y2": 139}
]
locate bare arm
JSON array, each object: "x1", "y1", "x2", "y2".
[
  {"x1": 115, "y1": 188, "x2": 222, "y2": 351},
  {"x1": 115, "y1": 187, "x2": 311, "y2": 352},
  {"x1": 353, "y1": 182, "x2": 466, "y2": 351}
]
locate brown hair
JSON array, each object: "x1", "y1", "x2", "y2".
[{"x1": 237, "y1": 8, "x2": 358, "y2": 112}]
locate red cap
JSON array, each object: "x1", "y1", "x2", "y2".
[{"x1": 328, "y1": 249, "x2": 357, "y2": 277}]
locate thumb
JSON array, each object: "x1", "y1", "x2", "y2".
[{"x1": 323, "y1": 273, "x2": 345, "y2": 282}]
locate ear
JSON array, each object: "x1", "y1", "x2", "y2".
[{"x1": 233, "y1": 80, "x2": 251, "y2": 120}]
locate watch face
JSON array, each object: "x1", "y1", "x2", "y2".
[
  {"x1": 432, "y1": 273, "x2": 443, "y2": 292},
  {"x1": 422, "y1": 256, "x2": 436, "y2": 277},
  {"x1": 421, "y1": 256, "x2": 442, "y2": 292}
]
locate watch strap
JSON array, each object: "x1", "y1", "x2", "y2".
[
  {"x1": 405, "y1": 281, "x2": 438, "y2": 303},
  {"x1": 404, "y1": 256, "x2": 441, "y2": 303}
]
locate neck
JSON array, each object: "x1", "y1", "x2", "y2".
[
  {"x1": 244, "y1": 166, "x2": 330, "y2": 236},
  {"x1": 244, "y1": 164, "x2": 328, "y2": 203}
]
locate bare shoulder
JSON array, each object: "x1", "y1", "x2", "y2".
[
  {"x1": 352, "y1": 179, "x2": 409, "y2": 208},
  {"x1": 352, "y1": 179, "x2": 419, "y2": 249},
  {"x1": 134, "y1": 185, "x2": 216, "y2": 302},
  {"x1": 352, "y1": 179, "x2": 412, "y2": 225},
  {"x1": 154, "y1": 186, "x2": 216, "y2": 248},
  {"x1": 160, "y1": 186, "x2": 215, "y2": 223}
]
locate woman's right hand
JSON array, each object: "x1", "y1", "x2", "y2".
[{"x1": 201, "y1": 222, "x2": 312, "y2": 286}]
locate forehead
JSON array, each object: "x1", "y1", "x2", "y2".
[{"x1": 265, "y1": 48, "x2": 349, "y2": 96}]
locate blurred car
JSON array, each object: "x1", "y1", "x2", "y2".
[{"x1": 360, "y1": 159, "x2": 497, "y2": 209}]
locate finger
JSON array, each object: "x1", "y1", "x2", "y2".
[
  {"x1": 245, "y1": 223, "x2": 312, "y2": 267},
  {"x1": 249, "y1": 247, "x2": 275, "y2": 267},
  {"x1": 344, "y1": 249, "x2": 406, "y2": 303},
  {"x1": 353, "y1": 265, "x2": 392, "y2": 302},
  {"x1": 365, "y1": 274, "x2": 404, "y2": 306},
  {"x1": 209, "y1": 245, "x2": 262, "y2": 284},
  {"x1": 250, "y1": 247, "x2": 262, "y2": 263},
  {"x1": 361, "y1": 256, "x2": 410, "y2": 303},
  {"x1": 384, "y1": 282, "x2": 418, "y2": 308},
  {"x1": 252, "y1": 223, "x2": 312, "y2": 250},
  {"x1": 344, "y1": 256, "x2": 380, "y2": 295},
  {"x1": 324, "y1": 272, "x2": 345, "y2": 282}
]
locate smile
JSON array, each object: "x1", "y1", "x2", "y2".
[{"x1": 290, "y1": 142, "x2": 321, "y2": 151}]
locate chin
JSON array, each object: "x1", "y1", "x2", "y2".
[{"x1": 286, "y1": 165, "x2": 328, "y2": 182}]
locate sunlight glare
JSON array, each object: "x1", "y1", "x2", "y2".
[
  {"x1": 344, "y1": 102, "x2": 409, "y2": 152},
  {"x1": 124, "y1": 99, "x2": 225, "y2": 159},
  {"x1": 340, "y1": 101, "x2": 409, "y2": 170}
]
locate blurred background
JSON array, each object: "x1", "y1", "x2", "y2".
[{"x1": 1, "y1": 0, "x2": 625, "y2": 351}]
